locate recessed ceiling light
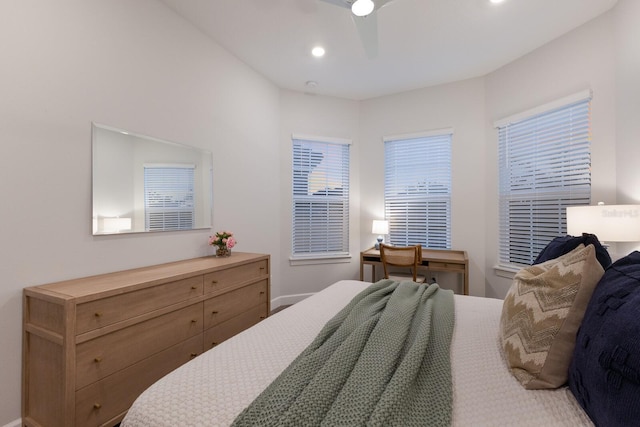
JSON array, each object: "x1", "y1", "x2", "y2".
[
  {"x1": 311, "y1": 46, "x2": 325, "y2": 57},
  {"x1": 490, "y1": 0, "x2": 506, "y2": 4},
  {"x1": 352, "y1": 0, "x2": 375, "y2": 17}
]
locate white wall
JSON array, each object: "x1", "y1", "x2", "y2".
[
  {"x1": 483, "y1": 10, "x2": 618, "y2": 298},
  {"x1": 359, "y1": 78, "x2": 487, "y2": 296},
  {"x1": 614, "y1": 0, "x2": 640, "y2": 203},
  {"x1": 0, "y1": 0, "x2": 280, "y2": 423},
  {"x1": 613, "y1": 0, "x2": 640, "y2": 257}
]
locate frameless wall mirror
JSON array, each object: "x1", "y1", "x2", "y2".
[{"x1": 92, "y1": 123, "x2": 213, "y2": 235}]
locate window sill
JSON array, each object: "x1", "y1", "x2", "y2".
[
  {"x1": 493, "y1": 263, "x2": 522, "y2": 280},
  {"x1": 289, "y1": 254, "x2": 352, "y2": 266}
]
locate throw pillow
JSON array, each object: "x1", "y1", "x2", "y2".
[
  {"x1": 533, "y1": 233, "x2": 611, "y2": 270},
  {"x1": 500, "y1": 244, "x2": 604, "y2": 389},
  {"x1": 568, "y1": 251, "x2": 640, "y2": 427}
]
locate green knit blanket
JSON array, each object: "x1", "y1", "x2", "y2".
[{"x1": 232, "y1": 279, "x2": 456, "y2": 427}]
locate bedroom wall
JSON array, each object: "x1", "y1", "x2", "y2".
[
  {"x1": 614, "y1": 0, "x2": 640, "y2": 204},
  {"x1": 0, "y1": 0, "x2": 280, "y2": 424},
  {"x1": 277, "y1": 90, "x2": 361, "y2": 301},
  {"x1": 613, "y1": 0, "x2": 640, "y2": 257},
  {"x1": 358, "y1": 78, "x2": 487, "y2": 297},
  {"x1": 483, "y1": 10, "x2": 618, "y2": 298}
]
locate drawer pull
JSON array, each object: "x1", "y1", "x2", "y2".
[
  {"x1": 260, "y1": 291, "x2": 265, "y2": 295},
  {"x1": 94, "y1": 403, "x2": 102, "y2": 410},
  {"x1": 94, "y1": 357, "x2": 102, "y2": 363},
  {"x1": 211, "y1": 310, "x2": 219, "y2": 314},
  {"x1": 260, "y1": 316, "x2": 266, "y2": 319},
  {"x1": 190, "y1": 352, "x2": 198, "y2": 359},
  {"x1": 260, "y1": 267, "x2": 265, "y2": 270},
  {"x1": 94, "y1": 312, "x2": 103, "y2": 318},
  {"x1": 191, "y1": 319, "x2": 198, "y2": 323},
  {"x1": 210, "y1": 280, "x2": 218, "y2": 284},
  {"x1": 191, "y1": 286, "x2": 198, "y2": 290},
  {"x1": 211, "y1": 342, "x2": 218, "y2": 347}
]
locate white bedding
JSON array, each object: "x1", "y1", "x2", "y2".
[{"x1": 122, "y1": 280, "x2": 593, "y2": 427}]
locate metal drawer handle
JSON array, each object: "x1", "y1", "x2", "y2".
[
  {"x1": 211, "y1": 311, "x2": 219, "y2": 315},
  {"x1": 191, "y1": 319, "x2": 197, "y2": 323},
  {"x1": 191, "y1": 286, "x2": 198, "y2": 290},
  {"x1": 94, "y1": 312, "x2": 103, "y2": 318},
  {"x1": 94, "y1": 403, "x2": 102, "y2": 410},
  {"x1": 260, "y1": 316, "x2": 266, "y2": 319},
  {"x1": 190, "y1": 352, "x2": 198, "y2": 359},
  {"x1": 210, "y1": 280, "x2": 218, "y2": 284},
  {"x1": 259, "y1": 267, "x2": 265, "y2": 270},
  {"x1": 211, "y1": 342, "x2": 218, "y2": 347},
  {"x1": 94, "y1": 357, "x2": 102, "y2": 363},
  {"x1": 260, "y1": 291, "x2": 265, "y2": 295}
]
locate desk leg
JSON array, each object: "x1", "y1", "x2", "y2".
[
  {"x1": 464, "y1": 266, "x2": 469, "y2": 295},
  {"x1": 359, "y1": 261, "x2": 364, "y2": 281}
]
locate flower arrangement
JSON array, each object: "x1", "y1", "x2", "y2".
[{"x1": 208, "y1": 231, "x2": 236, "y2": 257}]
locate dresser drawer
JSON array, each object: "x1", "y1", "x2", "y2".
[
  {"x1": 76, "y1": 276, "x2": 203, "y2": 334},
  {"x1": 75, "y1": 334, "x2": 203, "y2": 427},
  {"x1": 204, "y1": 303, "x2": 267, "y2": 350},
  {"x1": 204, "y1": 280, "x2": 268, "y2": 329},
  {"x1": 76, "y1": 303, "x2": 203, "y2": 389},
  {"x1": 203, "y1": 260, "x2": 268, "y2": 295}
]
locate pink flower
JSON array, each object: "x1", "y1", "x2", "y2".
[{"x1": 227, "y1": 236, "x2": 236, "y2": 249}]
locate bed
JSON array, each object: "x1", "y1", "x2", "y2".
[{"x1": 122, "y1": 279, "x2": 592, "y2": 427}]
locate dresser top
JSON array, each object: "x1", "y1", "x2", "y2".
[{"x1": 25, "y1": 252, "x2": 269, "y2": 300}]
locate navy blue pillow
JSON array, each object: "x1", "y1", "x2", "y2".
[
  {"x1": 533, "y1": 233, "x2": 612, "y2": 270},
  {"x1": 568, "y1": 251, "x2": 640, "y2": 427}
]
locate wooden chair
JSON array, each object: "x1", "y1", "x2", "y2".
[{"x1": 379, "y1": 244, "x2": 427, "y2": 283}]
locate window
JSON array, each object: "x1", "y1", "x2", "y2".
[
  {"x1": 292, "y1": 136, "x2": 350, "y2": 258},
  {"x1": 497, "y1": 91, "x2": 592, "y2": 268},
  {"x1": 144, "y1": 164, "x2": 195, "y2": 231},
  {"x1": 384, "y1": 130, "x2": 452, "y2": 249}
]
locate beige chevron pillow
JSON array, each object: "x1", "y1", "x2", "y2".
[{"x1": 500, "y1": 244, "x2": 604, "y2": 389}]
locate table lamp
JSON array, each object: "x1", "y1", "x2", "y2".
[
  {"x1": 372, "y1": 220, "x2": 389, "y2": 250},
  {"x1": 566, "y1": 204, "x2": 640, "y2": 246}
]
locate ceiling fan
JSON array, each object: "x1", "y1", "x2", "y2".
[{"x1": 319, "y1": 0, "x2": 394, "y2": 59}]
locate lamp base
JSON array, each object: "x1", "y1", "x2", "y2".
[{"x1": 375, "y1": 236, "x2": 383, "y2": 250}]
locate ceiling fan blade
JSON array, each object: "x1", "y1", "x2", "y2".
[
  {"x1": 352, "y1": 13, "x2": 378, "y2": 59},
  {"x1": 318, "y1": 0, "x2": 351, "y2": 9},
  {"x1": 373, "y1": 0, "x2": 394, "y2": 11}
]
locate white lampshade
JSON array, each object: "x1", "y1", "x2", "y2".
[
  {"x1": 566, "y1": 205, "x2": 640, "y2": 242},
  {"x1": 372, "y1": 219, "x2": 389, "y2": 235},
  {"x1": 352, "y1": 0, "x2": 375, "y2": 17}
]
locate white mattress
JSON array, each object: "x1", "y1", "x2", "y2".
[{"x1": 122, "y1": 280, "x2": 593, "y2": 427}]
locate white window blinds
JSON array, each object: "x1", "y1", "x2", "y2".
[
  {"x1": 292, "y1": 137, "x2": 350, "y2": 257},
  {"x1": 384, "y1": 132, "x2": 452, "y2": 249},
  {"x1": 144, "y1": 165, "x2": 195, "y2": 231},
  {"x1": 497, "y1": 94, "x2": 592, "y2": 267}
]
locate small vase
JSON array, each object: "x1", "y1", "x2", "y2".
[{"x1": 216, "y1": 246, "x2": 231, "y2": 257}]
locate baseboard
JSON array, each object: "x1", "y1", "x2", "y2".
[
  {"x1": 271, "y1": 292, "x2": 314, "y2": 310},
  {"x1": 2, "y1": 418, "x2": 21, "y2": 427}
]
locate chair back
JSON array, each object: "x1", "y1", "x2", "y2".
[{"x1": 379, "y1": 244, "x2": 422, "y2": 282}]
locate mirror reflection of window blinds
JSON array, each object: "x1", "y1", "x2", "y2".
[{"x1": 144, "y1": 164, "x2": 195, "y2": 231}]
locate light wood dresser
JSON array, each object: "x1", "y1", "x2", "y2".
[{"x1": 22, "y1": 252, "x2": 270, "y2": 427}]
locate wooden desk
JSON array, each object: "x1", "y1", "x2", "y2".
[{"x1": 360, "y1": 247, "x2": 469, "y2": 295}]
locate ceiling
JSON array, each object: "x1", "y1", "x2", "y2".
[{"x1": 159, "y1": 0, "x2": 618, "y2": 100}]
